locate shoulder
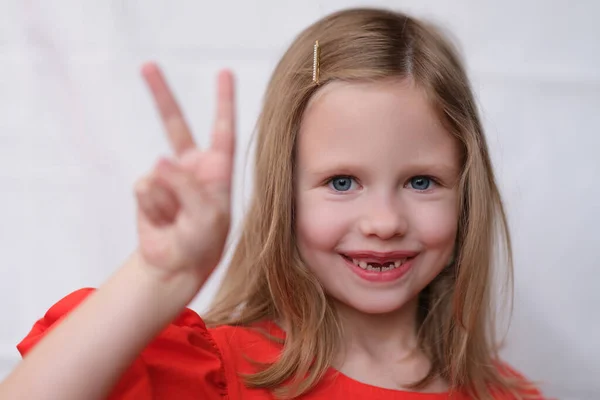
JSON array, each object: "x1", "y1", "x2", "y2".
[
  {"x1": 17, "y1": 288, "x2": 231, "y2": 399},
  {"x1": 207, "y1": 319, "x2": 285, "y2": 373}
]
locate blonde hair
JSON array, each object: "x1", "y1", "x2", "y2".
[{"x1": 204, "y1": 7, "x2": 531, "y2": 399}]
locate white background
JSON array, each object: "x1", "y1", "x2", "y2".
[{"x1": 1, "y1": 1, "x2": 598, "y2": 399}]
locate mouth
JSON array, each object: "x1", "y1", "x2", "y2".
[
  {"x1": 341, "y1": 255, "x2": 409, "y2": 272},
  {"x1": 339, "y1": 251, "x2": 418, "y2": 283}
]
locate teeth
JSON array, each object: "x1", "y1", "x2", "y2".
[{"x1": 350, "y1": 257, "x2": 408, "y2": 271}]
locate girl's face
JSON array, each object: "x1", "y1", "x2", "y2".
[{"x1": 295, "y1": 79, "x2": 460, "y2": 315}]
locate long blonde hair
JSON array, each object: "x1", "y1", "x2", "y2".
[{"x1": 205, "y1": 7, "x2": 529, "y2": 399}]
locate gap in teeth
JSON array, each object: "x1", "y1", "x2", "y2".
[{"x1": 351, "y1": 258, "x2": 405, "y2": 271}]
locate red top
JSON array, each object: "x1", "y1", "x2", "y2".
[{"x1": 17, "y1": 288, "x2": 543, "y2": 399}]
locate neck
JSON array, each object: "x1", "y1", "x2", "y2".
[{"x1": 334, "y1": 297, "x2": 421, "y2": 363}]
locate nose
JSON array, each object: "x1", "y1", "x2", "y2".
[{"x1": 358, "y1": 195, "x2": 408, "y2": 239}]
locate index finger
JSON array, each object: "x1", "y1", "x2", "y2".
[
  {"x1": 142, "y1": 62, "x2": 196, "y2": 156},
  {"x1": 211, "y1": 69, "x2": 236, "y2": 158}
]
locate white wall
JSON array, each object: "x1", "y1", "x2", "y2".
[{"x1": 1, "y1": 1, "x2": 598, "y2": 399}]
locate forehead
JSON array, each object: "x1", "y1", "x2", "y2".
[{"x1": 297, "y1": 79, "x2": 459, "y2": 170}]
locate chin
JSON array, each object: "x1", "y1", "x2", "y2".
[{"x1": 334, "y1": 291, "x2": 418, "y2": 316}]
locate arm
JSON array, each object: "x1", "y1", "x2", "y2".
[
  {"x1": 0, "y1": 63, "x2": 236, "y2": 400},
  {"x1": 0, "y1": 251, "x2": 203, "y2": 400}
]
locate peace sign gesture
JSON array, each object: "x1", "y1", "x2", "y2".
[{"x1": 135, "y1": 63, "x2": 235, "y2": 283}]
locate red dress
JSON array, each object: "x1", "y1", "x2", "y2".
[{"x1": 18, "y1": 289, "x2": 542, "y2": 399}]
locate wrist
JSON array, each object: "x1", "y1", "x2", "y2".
[{"x1": 123, "y1": 250, "x2": 206, "y2": 313}]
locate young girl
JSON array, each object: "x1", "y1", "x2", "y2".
[{"x1": 1, "y1": 7, "x2": 543, "y2": 400}]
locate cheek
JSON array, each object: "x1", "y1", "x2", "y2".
[
  {"x1": 296, "y1": 193, "x2": 354, "y2": 252},
  {"x1": 410, "y1": 198, "x2": 458, "y2": 249}
]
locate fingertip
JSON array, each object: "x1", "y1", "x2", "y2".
[
  {"x1": 218, "y1": 68, "x2": 234, "y2": 80},
  {"x1": 217, "y1": 69, "x2": 235, "y2": 92},
  {"x1": 141, "y1": 62, "x2": 160, "y2": 77}
]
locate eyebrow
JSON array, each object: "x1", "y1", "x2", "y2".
[
  {"x1": 407, "y1": 162, "x2": 461, "y2": 178},
  {"x1": 304, "y1": 162, "x2": 369, "y2": 178},
  {"x1": 306, "y1": 161, "x2": 460, "y2": 178}
]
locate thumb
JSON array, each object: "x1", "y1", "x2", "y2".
[{"x1": 154, "y1": 158, "x2": 202, "y2": 212}]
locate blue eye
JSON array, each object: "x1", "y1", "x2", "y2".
[
  {"x1": 328, "y1": 176, "x2": 355, "y2": 192},
  {"x1": 409, "y1": 176, "x2": 433, "y2": 191}
]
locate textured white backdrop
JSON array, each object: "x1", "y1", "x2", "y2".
[{"x1": 1, "y1": 1, "x2": 599, "y2": 399}]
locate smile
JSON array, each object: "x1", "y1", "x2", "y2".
[
  {"x1": 340, "y1": 252, "x2": 417, "y2": 282},
  {"x1": 348, "y1": 257, "x2": 407, "y2": 271}
]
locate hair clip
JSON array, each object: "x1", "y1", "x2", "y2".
[{"x1": 313, "y1": 40, "x2": 320, "y2": 85}]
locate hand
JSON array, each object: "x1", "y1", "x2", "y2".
[{"x1": 134, "y1": 62, "x2": 235, "y2": 283}]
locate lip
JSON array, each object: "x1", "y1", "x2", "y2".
[
  {"x1": 342, "y1": 250, "x2": 419, "y2": 264},
  {"x1": 340, "y1": 253, "x2": 416, "y2": 283}
]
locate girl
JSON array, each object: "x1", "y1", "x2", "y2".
[{"x1": 1, "y1": 7, "x2": 543, "y2": 400}]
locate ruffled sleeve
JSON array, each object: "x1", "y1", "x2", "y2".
[{"x1": 17, "y1": 288, "x2": 228, "y2": 400}]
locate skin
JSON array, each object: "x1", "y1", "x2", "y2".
[
  {"x1": 295, "y1": 78, "x2": 461, "y2": 391},
  {"x1": 0, "y1": 70, "x2": 460, "y2": 397},
  {"x1": 0, "y1": 63, "x2": 237, "y2": 399}
]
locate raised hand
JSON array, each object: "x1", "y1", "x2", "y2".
[{"x1": 135, "y1": 63, "x2": 235, "y2": 283}]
